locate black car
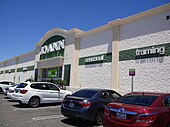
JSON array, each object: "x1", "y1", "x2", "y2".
[{"x1": 61, "y1": 89, "x2": 121, "y2": 125}]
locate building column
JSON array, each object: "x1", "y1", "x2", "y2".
[
  {"x1": 3, "y1": 61, "x2": 6, "y2": 80},
  {"x1": 38, "y1": 68, "x2": 42, "y2": 81},
  {"x1": 67, "y1": 37, "x2": 80, "y2": 88},
  {"x1": 14, "y1": 57, "x2": 19, "y2": 83},
  {"x1": 63, "y1": 29, "x2": 83, "y2": 89},
  {"x1": 111, "y1": 26, "x2": 120, "y2": 91},
  {"x1": 72, "y1": 37, "x2": 80, "y2": 88}
]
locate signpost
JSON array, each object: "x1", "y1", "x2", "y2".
[{"x1": 129, "y1": 69, "x2": 135, "y2": 92}]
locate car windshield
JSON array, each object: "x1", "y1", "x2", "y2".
[
  {"x1": 118, "y1": 94, "x2": 158, "y2": 106},
  {"x1": 72, "y1": 90, "x2": 98, "y2": 98},
  {"x1": 16, "y1": 83, "x2": 28, "y2": 88}
]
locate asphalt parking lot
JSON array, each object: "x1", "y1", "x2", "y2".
[{"x1": 0, "y1": 94, "x2": 102, "y2": 127}]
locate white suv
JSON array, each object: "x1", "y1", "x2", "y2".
[
  {"x1": 0, "y1": 81, "x2": 15, "y2": 93},
  {"x1": 12, "y1": 82, "x2": 72, "y2": 108}
]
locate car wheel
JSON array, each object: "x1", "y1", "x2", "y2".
[
  {"x1": 95, "y1": 110, "x2": 104, "y2": 125},
  {"x1": 19, "y1": 101, "x2": 23, "y2": 105},
  {"x1": 28, "y1": 97, "x2": 40, "y2": 108},
  {"x1": 167, "y1": 124, "x2": 170, "y2": 127}
]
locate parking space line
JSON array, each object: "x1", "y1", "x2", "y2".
[
  {"x1": 32, "y1": 114, "x2": 64, "y2": 121},
  {"x1": 13, "y1": 105, "x2": 60, "y2": 111}
]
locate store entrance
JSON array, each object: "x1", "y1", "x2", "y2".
[{"x1": 41, "y1": 67, "x2": 62, "y2": 82}]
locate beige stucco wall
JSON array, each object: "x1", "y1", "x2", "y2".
[
  {"x1": 119, "y1": 10, "x2": 170, "y2": 95},
  {"x1": 16, "y1": 52, "x2": 35, "y2": 83},
  {"x1": 78, "y1": 29, "x2": 113, "y2": 89}
]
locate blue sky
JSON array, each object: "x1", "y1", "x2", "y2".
[{"x1": 0, "y1": 0, "x2": 169, "y2": 62}]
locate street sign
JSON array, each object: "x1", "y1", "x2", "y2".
[{"x1": 129, "y1": 69, "x2": 135, "y2": 76}]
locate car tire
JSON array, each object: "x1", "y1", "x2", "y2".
[
  {"x1": 95, "y1": 110, "x2": 104, "y2": 125},
  {"x1": 167, "y1": 124, "x2": 170, "y2": 127},
  {"x1": 19, "y1": 101, "x2": 23, "y2": 105},
  {"x1": 28, "y1": 97, "x2": 40, "y2": 108}
]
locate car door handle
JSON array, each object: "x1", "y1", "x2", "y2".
[{"x1": 50, "y1": 92, "x2": 53, "y2": 93}]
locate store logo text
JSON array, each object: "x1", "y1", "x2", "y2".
[
  {"x1": 136, "y1": 46, "x2": 165, "y2": 56},
  {"x1": 85, "y1": 55, "x2": 104, "y2": 63},
  {"x1": 40, "y1": 39, "x2": 65, "y2": 55}
]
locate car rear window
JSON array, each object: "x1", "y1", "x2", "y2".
[
  {"x1": 0, "y1": 81, "x2": 13, "y2": 85},
  {"x1": 72, "y1": 90, "x2": 98, "y2": 98},
  {"x1": 118, "y1": 94, "x2": 158, "y2": 106},
  {"x1": 16, "y1": 83, "x2": 28, "y2": 88}
]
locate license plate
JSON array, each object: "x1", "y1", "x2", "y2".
[
  {"x1": 69, "y1": 103, "x2": 75, "y2": 108},
  {"x1": 116, "y1": 112, "x2": 126, "y2": 119}
]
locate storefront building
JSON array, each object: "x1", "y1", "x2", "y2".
[
  {"x1": 34, "y1": 28, "x2": 84, "y2": 87},
  {"x1": 0, "y1": 4, "x2": 170, "y2": 94}
]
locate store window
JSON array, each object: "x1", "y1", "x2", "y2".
[{"x1": 42, "y1": 67, "x2": 62, "y2": 81}]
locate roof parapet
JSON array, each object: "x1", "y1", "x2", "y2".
[{"x1": 109, "y1": 3, "x2": 170, "y2": 26}]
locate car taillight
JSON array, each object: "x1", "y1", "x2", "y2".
[
  {"x1": 136, "y1": 113, "x2": 158, "y2": 123},
  {"x1": 79, "y1": 100, "x2": 92, "y2": 107},
  {"x1": 20, "y1": 90, "x2": 28, "y2": 94}
]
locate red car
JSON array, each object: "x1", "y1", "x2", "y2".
[{"x1": 103, "y1": 92, "x2": 170, "y2": 127}]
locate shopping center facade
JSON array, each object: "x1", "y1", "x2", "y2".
[{"x1": 0, "y1": 4, "x2": 170, "y2": 94}]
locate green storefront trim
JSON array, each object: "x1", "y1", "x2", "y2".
[
  {"x1": 5, "y1": 69, "x2": 15, "y2": 73},
  {"x1": 0, "y1": 71, "x2": 4, "y2": 74},
  {"x1": 64, "y1": 64, "x2": 71, "y2": 86},
  {"x1": 79, "y1": 43, "x2": 170, "y2": 65},
  {"x1": 17, "y1": 65, "x2": 34, "y2": 72},
  {"x1": 40, "y1": 49, "x2": 64, "y2": 60},
  {"x1": 119, "y1": 43, "x2": 170, "y2": 61},
  {"x1": 17, "y1": 68, "x2": 23, "y2": 72},
  {"x1": 3, "y1": 66, "x2": 34, "y2": 73},
  {"x1": 40, "y1": 35, "x2": 65, "y2": 60},
  {"x1": 79, "y1": 53, "x2": 112, "y2": 65}
]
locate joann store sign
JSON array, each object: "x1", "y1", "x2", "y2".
[{"x1": 40, "y1": 35, "x2": 65, "y2": 60}]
